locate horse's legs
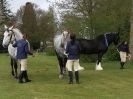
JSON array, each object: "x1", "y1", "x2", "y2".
[
  {"x1": 58, "y1": 57, "x2": 64, "y2": 79},
  {"x1": 58, "y1": 57, "x2": 64, "y2": 75},
  {"x1": 13, "y1": 59, "x2": 18, "y2": 78},
  {"x1": 55, "y1": 52, "x2": 64, "y2": 78},
  {"x1": 10, "y1": 58, "x2": 14, "y2": 76},
  {"x1": 63, "y1": 57, "x2": 67, "y2": 74},
  {"x1": 96, "y1": 53, "x2": 104, "y2": 70}
]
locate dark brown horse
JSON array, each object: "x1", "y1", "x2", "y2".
[{"x1": 77, "y1": 32, "x2": 119, "y2": 70}]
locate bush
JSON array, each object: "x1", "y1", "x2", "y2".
[
  {"x1": 45, "y1": 47, "x2": 55, "y2": 56},
  {"x1": 105, "y1": 45, "x2": 120, "y2": 61}
]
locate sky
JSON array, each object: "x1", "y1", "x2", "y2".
[
  {"x1": 7, "y1": 0, "x2": 51, "y2": 13},
  {"x1": 6, "y1": 0, "x2": 63, "y2": 22}
]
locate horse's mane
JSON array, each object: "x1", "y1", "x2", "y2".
[
  {"x1": 13, "y1": 28, "x2": 22, "y2": 35},
  {"x1": 77, "y1": 34, "x2": 104, "y2": 41},
  {"x1": 54, "y1": 32, "x2": 63, "y2": 47},
  {"x1": 77, "y1": 32, "x2": 118, "y2": 42},
  {"x1": 54, "y1": 31, "x2": 69, "y2": 56},
  {"x1": 12, "y1": 28, "x2": 23, "y2": 40},
  {"x1": 94, "y1": 32, "x2": 118, "y2": 39}
]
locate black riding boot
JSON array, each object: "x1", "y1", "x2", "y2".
[
  {"x1": 120, "y1": 62, "x2": 125, "y2": 69},
  {"x1": 23, "y1": 71, "x2": 31, "y2": 82},
  {"x1": 68, "y1": 71, "x2": 73, "y2": 84},
  {"x1": 18, "y1": 71, "x2": 24, "y2": 83},
  {"x1": 75, "y1": 71, "x2": 79, "y2": 84}
]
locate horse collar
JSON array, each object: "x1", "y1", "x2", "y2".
[{"x1": 104, "y1": 33, "x2": 108, "y2": 47}]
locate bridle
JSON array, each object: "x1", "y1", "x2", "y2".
[
  {"x1": 104, "y1": 33, "x2": 110, "y2": 47},
  {"x1": 61, "y1": 31, "x2": 70, "y2": 48},
  {"x1": 7, "y1": 29, "x2": 16, "y2": 44},
  {"x1": 104, "y1": 33, "x2": 119, "y2": 48}
]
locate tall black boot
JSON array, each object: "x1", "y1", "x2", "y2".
[
  {"x1": 120, "y1": 62, "x2": 125, "y2": 69},
  {"x1": 75, "y1": 71, "x2": 79, "y2": 84},
  {"x1": 23, "y1": 71, "x2": 31, "y2": 82},
  {"x1": 68, "y1": 71, "x2": 73, "y2": 84},
  {"x1": 18, "y1": 71, "x2": 24, "y2": 83}
]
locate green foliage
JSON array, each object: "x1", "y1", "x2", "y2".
[
  {"x1": 61, "y1": 14, "x2": 82, "y2": 36},
  {"x1": 119, "y1": 17, "x2": 130, "y2": 42},
  {"x1": 105, "y1": 45, "x2": 120, "y2": 61},
  {"x1": 37, "y1": 7, "x2": 56, "y2": 41},
  {"x1": 45, "y1": 47, "x2": 55, "y2": 56},
  {"x1": 59, "y1": 0, "x2": 131, "y2": 36},
  {"x1": 0, "y1": 0, "x2": 12, "y2": 29}
]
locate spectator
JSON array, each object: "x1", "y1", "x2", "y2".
[{"x1": 117, "y1": 41, "x2": 131, "y2": 69}]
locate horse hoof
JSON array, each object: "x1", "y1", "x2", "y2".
[
  {"x1": 63, "y1": 71, "x2": 66, "y2": 75},
  {"x1": 96, "y1": 67, "x2": 103, "y2": 71},
  {"x1": 59, "y1": 75, "x2": 63, "y2": 79},
  {"x1": 12, "y1": 71, "x2": 15, "y2": 76},
  {"x1": 14, "y1": 76, "x2": 18, "y2": 79}
]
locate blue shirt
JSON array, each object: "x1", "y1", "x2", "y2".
[
  {"x1": 66, "y1": 41, "x2": 80, "y2": 60},
  {"x1": 13, "y1": 39, "x2": 32, "y2": 59}
]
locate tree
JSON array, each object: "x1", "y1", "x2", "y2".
[
  {"x1": 15, "y1": 6, "x2": 24, "y2": 28},
  {"x1": 55, "y1": 0, "x2": 131, "y2": 38},
  {"x1": 129, "y1": 0, "x2": 133, "y2": 61},
  {"x1": 0, "y1": 0, "x2": 11, "y2": 34},
  {"x1": 37, "y1": 7, "x2": 57, "y2": 41},
  {"x1": 16, "y1": 3, "x2": 57, "y2": 50},
  {"x1": 21, "y1": 2, "x2": 38, "y2": 48}
]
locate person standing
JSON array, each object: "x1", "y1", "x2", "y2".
[
  {"x1": 13, "y1": 33, "x2": 34, "y2": 83},
  {"x1": 117, "y1": 41, "x2": 131, "y2": 69},
  {"x1": 65, "y1": 33, "x2": 81, "y2": 84}
]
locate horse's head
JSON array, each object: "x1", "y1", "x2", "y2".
[
  {"x1": 2, "y1": 25, "x2": 15, "y2": 48},
  {"x1": 109, "y1": 32, "x2": 120, "y2": 46},
  {"x1": 2, "y1": 25, "x2": 23, "y2": 48},
  {"x1": 105, "y1": 32, "x2": 120, "y2": 47},
  {"x1": 61, "y1": 31, "x2": 70, "y2": 48},
  {"x1": 113, "y1": 32, "x2": 120, "y2": 45},
  {"x1": 62, "y1": 31, "x2": 70, "y2": 40}
]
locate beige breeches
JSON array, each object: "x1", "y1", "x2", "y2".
[
  {"x1": 66, "y1": 59, "x2": 79, "y2": 71},
  {"x1": 120, "y1": 51, "x2": 127, "y2": 62},
  {"x1": 18, "y1": 59, "x2": 27, "y2": 71}
]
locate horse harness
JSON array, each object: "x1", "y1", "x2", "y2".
[
  {"x1": 8, "y1": 30, "x2": 16, "y2": 44},
  {"x1": 104, "y1": 33, "x2": 109, "y2": 47}
]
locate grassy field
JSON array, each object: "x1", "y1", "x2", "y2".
[{"x1": 0, "y1": 53, "x2": 133, "y2": 99}]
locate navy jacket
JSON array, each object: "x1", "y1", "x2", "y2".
[
  {"x1": 118, "y1": 43, "x2": 130, "y2": 54},
  {"x1": 66, "y1": 41, "x2": 81, "y2": 60},
  {"x1": 13, "y1": 39, "x2": 33, "y2": 59}
]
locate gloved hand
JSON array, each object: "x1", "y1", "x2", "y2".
[
  {"x1": 128, "y1": 54, "x2": 131, "y2": 60},
  {"x1": 64, "y1": 51, "x2": 68, "y2": 57}
]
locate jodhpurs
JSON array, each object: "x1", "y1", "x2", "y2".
[
  {"x1": 120, "y1": 51, "x2": 127, "y2": 62},
  {"x1": 18, "y1": 59, "x2": 27, "y2": 71},
  {"x1": 66, "y1": 59, "x2": 79, "y2": 71}
]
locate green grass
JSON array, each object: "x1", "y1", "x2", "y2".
[{"x1": 0, "y1": 53, "x2": 133, "y2": 99}]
